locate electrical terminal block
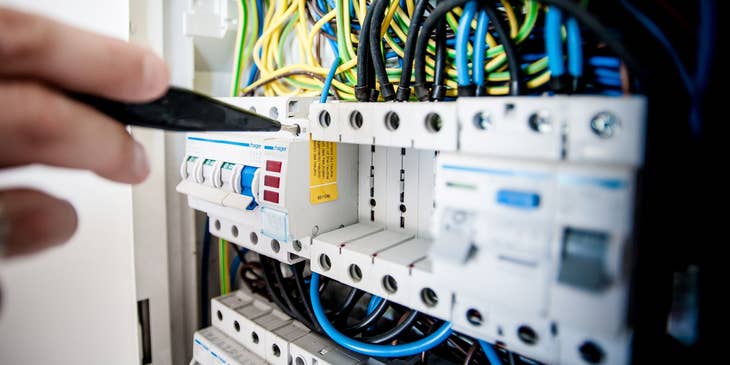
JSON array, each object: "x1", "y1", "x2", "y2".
[{"x1": 193, "y1": 327, "x2": 266, "y2": 365}]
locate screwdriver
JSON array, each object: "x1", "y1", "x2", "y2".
[{"x1": 72, "y1": 86, "x2": 301, "y2": 135}]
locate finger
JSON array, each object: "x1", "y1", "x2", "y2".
[
  {"x1": 0, "y1": 189, "x2": 77, "y2": 258},
  {"x1": 0, "y1": 8, "x2": 168, "y2": 102},
  {"x1": 0, "y1": 81, "x2": 150, "y2": 183}
]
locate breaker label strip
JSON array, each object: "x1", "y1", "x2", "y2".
[{"x1": 309, "y1": 139, "x2": 338, "y2": 204}]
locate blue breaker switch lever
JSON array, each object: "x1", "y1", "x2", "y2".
[{"x1": 240, "y1": 165, "x2": 259, "y2": 210}]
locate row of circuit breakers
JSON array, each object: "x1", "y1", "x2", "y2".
[{"x1": 179, "y1": 96, "x2": 646, "y2": 365}]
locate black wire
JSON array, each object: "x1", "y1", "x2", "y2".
[
  {"x1": 396, "y1": 0, "x2": 429, "y2": 101},
  {"x1": 356, "y1": 1, "x2": 377, "y2": 101},
  {"x1": 262, "y1": 256, "x2": 314, "y2": 328},
  {"x1": 432, "y1": 13, "x2": 448, "y2": 101},
  {"x1": 291, "y1": 263, "x2": 324, "y2": 333},
  {"x1": 200, "y1": 218, "x2": 211, "y2": 328},
  {"x1": 331, "y1": 287, "x2": 365, "y2": 326},
  {"x1": 361, "y1": 309, "x2": 419, "y2": 344},
  {"x1": 369, "y1": 0, "x2": 396, "y2": 100},
  {"x1": 227, "y1": 242, "x2": 246, "y2": 290},
  {"x1": 414, "y1": 0, "x2": 469, "y2": 100},
  {"x1": 257, "y1": 255, "x2": 297, "y2": 319},
  {"x1": 343, "y1": 297, "x2": 390, "y2": 335},
  {"x1": 482, "y1": 0, "x2": 521, "y2": 95}
]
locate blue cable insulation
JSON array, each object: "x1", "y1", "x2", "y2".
[
  {"x1": 691, "y1": 0, "x2": 716, "y2": 137},
  {"x1": 473, "y1": 9, "x2": 489, "y2": 86},
  {"x1": 594, "y1": 68, "x2": 621, "y2": 79},
  {"x1": 588, "y1": 56, "x2": 620, "y2": 68},
  {"x1": 317, "y1": 0, "x2": 328, "y2": 12},
  {"x1": 367, "y1": 295, "x2": 383, "y2": 315},
  {"x1": 566, "y1": 16, "x2": 582, "y2": 77},
  {"x1": 601, "y1": 90, "x2": 623, "y2": 96},
  {"x1": 479, "y1": 340, "x2": 504, "y2": 365},
  {"x1": 596, "y1": 77, "x2": 622, "y2": 87},
  {"x1": 545, "y1": 6, "x2": 564, "y2": 77},
  {"x1": 696, "y1": 0, "x2": 716, "y2": 93},
  {"x1": 309, "y1": 273, "x2": 453, "y2": 357},
  {"x1": 618, "y1": 0, "x2": 691, "y2": 92},
  {"x1": 456, "y1": 1, "x2": 478, "y2": 86},
  {"x1": 522, "y1": 53, "x2": 545, "y2": 62},
  {"x1": 245, "y1": 0, "x2": 265, "y2": 87},
  {"x1": 321, "y1": 49, "x2": 340, "y2": 103}
]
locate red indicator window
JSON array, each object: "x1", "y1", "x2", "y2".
[
  {"x1": 263, "y1": 190, "x2": 280, "y2": 203},
  {"x1": 264, "y1": 175, "x2": 280, "y2": 188},
  {"x1": 266, "y1": 160, "x2": 282, "y2": 173}
]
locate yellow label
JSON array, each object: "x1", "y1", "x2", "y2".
[{"x1": 309, "y1": 139, "x2": 338, "y2": 204}]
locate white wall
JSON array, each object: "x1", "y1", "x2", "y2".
[{"x1": 0, "y1": 1, "x2": 141, "y2": 364}]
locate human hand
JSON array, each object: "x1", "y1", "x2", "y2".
[{"x1": 0, "y1": 8, "x2": 169, "y2": 258}]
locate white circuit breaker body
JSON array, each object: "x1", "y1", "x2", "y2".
[{"x1": 177, "y1": 131, "x2": 358, "y2": 263}]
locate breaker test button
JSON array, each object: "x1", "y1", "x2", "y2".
[
  {"x1": 264, "y1": 175, "x2": 280, "y2": 188},
  {"x1": 266, "y1": 160, "x2": 282, "y2": 173},
  {"x1": 263, "y1": 190, "x2": 280, "y2": 204}
]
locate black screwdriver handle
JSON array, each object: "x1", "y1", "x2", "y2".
[{"x1": 73, "y1": 86, "x2": 284, "y2": 132}]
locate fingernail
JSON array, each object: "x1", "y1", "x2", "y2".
[
  {"x1": 143, "y1": 53, "x2": 168, "y2": 96},
  {"x1": 132, "y1": 142, "x2": 150, "y2": 181}
]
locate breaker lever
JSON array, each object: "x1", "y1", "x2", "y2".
[{"x1": 72, "y1": 86, "x2": 300, "y2": 135}]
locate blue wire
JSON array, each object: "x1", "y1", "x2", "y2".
[
  {"x1": 321, "y1": 49, "x2": 340, "y2": 104},
  {"x1": 588, "y1": 56, "x2": 620, "y2": 68},
  {"x1": 594, "y1": 68, "x2": 621, "y2": 80},
  {"x1": 446, "y1": 37, "x2": 456, "y2": 47},
  {"x1": 366, "y1": 295, "x2": 383, "y2": 315},
  {"x1": 545, "y1": 6, "x2": 564, "y2": 77},
  {"x1": 696, "y1": 0, "x2": 716, "y2": 94},
  {"x1": 309, "y1": 273, "x2": 453, "y2": 357},
  {"x1": 319, "y1": 0, "x2": 344, "y2": 104},
  {"x1": 522, "y1": 53, "x2": 545, "y2": 62},
  {"x1": 691, "y1": 0, "x2": 716, "y2": 137},
  {"x1": 456, "y1": 1, "x2": 478, "y2": 86},
  {"x1": 618, "y1": 0, "x2": 691, "y2": 93},
  {"x1": 350, "y1": 0, "x2": 355, "y2": 20},
  {"x1": 317, "y1": 0, "x2": 327, "y2": 11},
  {"x1": 566, "y1": 16, "x2": 582, "y2": 77},
  {"x1": 245, "y1": 0, "x2": 265, "y2": 87},
  {"x1": 473, "y1": 9, "x2": 489, "y2": 86},
  {"x1": 479, "y1": 340, "x2": 504, "y2": 365},
  {"x1": 596, "y1": 77, "x2": 622, "y2": 87},
  {"x1": 601, "y1": 90, "x2": 623, "y2": 96}
]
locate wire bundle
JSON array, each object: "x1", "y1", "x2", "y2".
[{"x1": 230, "y1": 0, "x2": 562, "y2": 101}]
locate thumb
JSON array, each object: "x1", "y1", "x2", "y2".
[{"x1": 0, "y1": 188, "x2": 77, "y2": 258}]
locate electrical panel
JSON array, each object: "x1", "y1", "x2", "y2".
[{"x1": 179, "y1": 95, "x2": 645, "y2": 365}]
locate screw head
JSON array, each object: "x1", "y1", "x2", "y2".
[
  {"x1": 473, "y1": 112, "x2": 492, "y2": 130},
  {"x1": 528, "y1": 111, "x2": 552, "y2": 133},
  {"x1": 591, "y1": 112, "x2": 620, "y2": 138}
]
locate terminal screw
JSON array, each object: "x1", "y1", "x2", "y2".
[{"x1": 590, "y1": 112, "x2": 620, "y2": 138}]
